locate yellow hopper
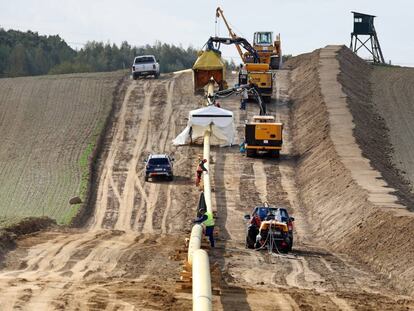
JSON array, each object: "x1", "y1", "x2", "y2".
[{"x1": 193, "y1": 50, "x2": 226, "y2": 92}]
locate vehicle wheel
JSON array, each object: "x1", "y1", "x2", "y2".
[
  {"x1": 154, "y1": 72, "x2": 160, "y2": 79},
  {"x1": 270, "y1": 57, "x2": 280, "y2": 70},
  {"x1": 168, "y1": 175, "x2": 174, "y2": 181},
  {"x1": 145, "y1": 176, "x2": 149, "y2": 182},
  {"x1": 245, "y1": 236, "x2": 255, "y2": 249},
  {"x1": 263, "y1": 96, "x2": 271, "y2": 103},
  {"x1": 288, "y1": 237, "x2": 293, "y2": 251},
  {"x1": 246, "y1": 149, "x2": 256, "y2": 157},
  {"x1": 133, "y1": 75, "x2": 138, "y2": 80},
  {"x1": 280, "y1": 247, "x2": 289, "y2": 254},
  {"x1": 271, "y1": 150, "x2": 280, "y2": 158}
]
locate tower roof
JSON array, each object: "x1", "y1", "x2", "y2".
[{"x1": 351, "y1": 11, "x2": 376, "y2": 18}]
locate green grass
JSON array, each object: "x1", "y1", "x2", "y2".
[{"x1": 60, "y1": 118, "x2": 108, "y2": 225}]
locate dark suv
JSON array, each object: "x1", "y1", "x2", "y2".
[
  {"x1": 144, "y1": 154, "x2": 174, "y2": 181},
  {"x1": 244, "y1": 204, "x2": 294, "y2": 251}
]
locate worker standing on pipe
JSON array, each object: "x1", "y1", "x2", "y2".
[
  {"x1": 193, "y1": 211, "x2": 215, "y2": 247},
  {"x1": 195, "y1": 159, "x2": 208, "y2": 187}
]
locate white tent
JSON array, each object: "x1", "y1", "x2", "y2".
[{"x1": 173, "y1": 105, "x2": 235, "y2": 146}]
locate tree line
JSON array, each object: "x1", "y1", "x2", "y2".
[{"x1": 0, "y1": 28, "x2": 199, "y2": 77}]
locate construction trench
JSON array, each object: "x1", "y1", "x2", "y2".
[{"x1": 1, "y1": 46, "x2": 414, "y2": 310}]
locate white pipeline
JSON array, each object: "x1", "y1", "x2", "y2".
[
  {"x1": 191, "y1": 80, "x2": 215, "y2": 311},
  {"x1": 203, "y1": 129, "x2": 212, "y2": 214},
  {"x1": 188, "y1": 224, "x2": 203, "y2": 265},
  {"x1": 192, "y1": 249, "x2": 212, "y2": 311}
]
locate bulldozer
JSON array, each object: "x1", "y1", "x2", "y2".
[{"x1": 245, "y1": 115, "x2": 283, "y2": 158}]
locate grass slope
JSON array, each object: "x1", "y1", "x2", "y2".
[{"x1": 0, "y1": 71, "x2": 125, "y2": 225}]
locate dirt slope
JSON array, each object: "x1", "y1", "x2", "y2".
[
  {"x1": 337, "y1": 48, "x2": 414, "y2": 209},
  {"x1": 206, "y1": 69, "x2": 414, "y2": 310},
  {"x1": 0, "y1": 73, "x2": 201, "y2": 310},
  {"x1": 1, "y1": 48, "x2": 414, "y2": 310},
  {"x1": 370, "y1": 65, "x2": 414, "y2": 187},
  {"x1": 0, "y1": 71, "x2": 124, "y2": 225},
  {"x1": 288, "y1": 46, "x2": 414, "y2": 296},
  {"x1": 372, "y1": 65, "x2": 414, "y2": 205}
]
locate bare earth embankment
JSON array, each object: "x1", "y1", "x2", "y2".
[
  {"x1": 288, "y1": 46, "x2": 414, "y2": 297},
  {"x1": 370, "y1": 66, "x2": 414, "y2": 189},
  {"x1": 0, "y1": 71, "x2": 125, "y2": 226},
  {"x1": 338, "y1": 48, "x2": 414, "y2": 209},
  {"x1": 0, "y1": 72, "x2": 200, "y2": 310},
  {"x1": 1, "y1": 47, "x2": 414, "y2": 310}
]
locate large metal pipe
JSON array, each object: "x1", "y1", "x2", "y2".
[
  {"x1": 188, "y1": 224, "x2": 203, "y2": 265},
  {"x1": 202, "y1": 81, "x2": 215, "y2": 214},
  {"x1": 203, "y1": 130, "x2": 212, "y2": 214},
  {"x1": 192, "y1": 249, "x2": 212, "y2": 311},
  {"x1": 191, "y1": 80, "x2": 215, "y2": 311}
]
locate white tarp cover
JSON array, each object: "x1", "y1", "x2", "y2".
[{"x1": 173, "y1": 105, "x2": 235, "y2": 146}]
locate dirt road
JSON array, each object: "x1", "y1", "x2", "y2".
[
  {"x1": 207, "y1": 70, "x2": 414, "y2": 310},
  {"x1": 1, "y1": 56, "x2": 414, "y2": 310},
  {"x1": 0, "y1": 73, "x2": 199, "y2": 310}
]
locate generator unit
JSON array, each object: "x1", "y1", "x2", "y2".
[{"x1": 245, "y1": 115, "x2": 283, "y2": 158}]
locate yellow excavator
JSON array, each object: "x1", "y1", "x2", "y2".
[
  {"x1": 216, "y1": 7, "x2": 282, "y2": 69},
  {"x1": 215, "y1": 7, "x2": 275, "y2": 101},
  {"x1": 193, "y1": 36, "x2": 269, "y2": 99}
]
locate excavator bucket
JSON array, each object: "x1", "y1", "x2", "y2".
[{"x1": 193, "y1": 50, "x2": 226, "y2": 93}]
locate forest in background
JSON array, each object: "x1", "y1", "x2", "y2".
[{"x1": 0, "y1": 28, "x2": 202, "y2": 77}]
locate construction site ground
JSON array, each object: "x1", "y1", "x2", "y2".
[{"x1": 0, "y1": 46, "x2": 414, "y2": 310}]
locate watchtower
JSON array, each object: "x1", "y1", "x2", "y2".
[{"x1": 350, "y1": 11, "x2": 385, "y2": 64}]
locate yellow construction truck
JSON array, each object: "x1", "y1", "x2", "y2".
[
  {"x1": 215, "y1": 7, "x2": 275, "y2": 102},
  {"x1": 207, "y1": 84, "x2": 283, "y2": 158},
  {"x1": 251, "y1": 31, "x2": 283, "y2": 69},
  {"x1": 245, "y1": 115, "x2": 283, "y2": 158}
]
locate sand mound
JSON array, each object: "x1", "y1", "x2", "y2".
[
  {"x1": 338, "y1": 47, "x2": 414, "y2": 210},
  {"x1": 287, "y1": 46, "x2": 414, "y2": 295}
]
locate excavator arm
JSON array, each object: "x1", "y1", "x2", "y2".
[{"x1": 206, "y1": 36, "x2": 260, "y2": 63}]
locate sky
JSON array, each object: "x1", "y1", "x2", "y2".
[{"x1": 0, "y1": 0, "x2": 413, "y2": 66}]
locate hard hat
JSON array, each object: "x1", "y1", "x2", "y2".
[{"x1": 203, "y1": 159, "x2": 207, "y2": 163}]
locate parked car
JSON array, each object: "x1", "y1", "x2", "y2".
[
  {"x1": 244, "y1": 203, "x2": 294, "y2": 252},
  {"x1": 132, "y1": 55, "x2": 160, "y2": 79},
  {"x1": 144, "y1": 154, "x2": 174, "y2": 181}
]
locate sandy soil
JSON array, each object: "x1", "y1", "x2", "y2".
[
  {"x1": 288, "y1": 46, "x2": 414, "y2": 298},
  {"x1": 371, "y1": 64, "x2": 414, "y2": 206},
  {"x1": 0, "y1": 73, "x2": 200, "y2": 310},
  {"x1": 206, "y1": 70, "x2": 414, "y2": 310},
  {"x1": 1, "y1": 48, "x2": 414, "y2": 310},
  {"x1": 337, "y1": 47, "x2": 414, "y2": 210}
]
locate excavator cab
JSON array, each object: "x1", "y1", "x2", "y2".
[
  {"x1": 253, "y1": 32, "x2": 273, "y2": 46},
  {"x1": 253, "y1": 31, "x2": 282, "y2": 70}
]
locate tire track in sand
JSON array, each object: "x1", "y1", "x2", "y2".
[
  {"x1": 91, "y1": 82, "x2": 136, "y2": 230},
  {"x1": 114, "y1": 81, "x2": 154, "y2": 231}
]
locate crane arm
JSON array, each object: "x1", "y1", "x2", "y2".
[
  {"x1": 206, "y1": 37, "x2": 260, "y2": 63},
  {"x1": 215, "y1": 7, "x2": 245, "y2": 62}
]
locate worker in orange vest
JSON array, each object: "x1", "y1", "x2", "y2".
[{"x1": 195, "y1": 159, "x2": 208, "y2": 187}]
